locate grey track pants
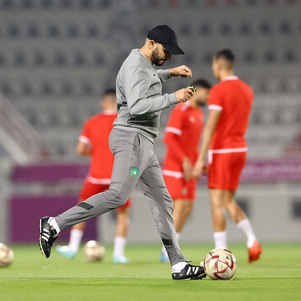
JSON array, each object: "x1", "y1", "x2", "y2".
[{"x1": 55, "y1": 128, "x2": 186, "y2": 265}]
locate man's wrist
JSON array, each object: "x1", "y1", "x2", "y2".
[{"x1": 168, "y1": 68, "x2": 175, "y2": 77}]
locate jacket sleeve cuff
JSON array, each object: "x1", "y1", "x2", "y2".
[
  {"x1": 158, "y1": 69, "x2": 171, "y2": 82},
  {"x1": 167, "y1": 93, "x2": 177, "y2": 105}
]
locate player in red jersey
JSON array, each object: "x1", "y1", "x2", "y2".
[
  {"x1": 160, "y1": 79, "x2": 211, "y2": 262},
  {"x1": 193, "y1": 50, "x2": 262, "y2": 263},
  {"x1": 56, "y1": 89, "x2": 131, "y2": 263}
]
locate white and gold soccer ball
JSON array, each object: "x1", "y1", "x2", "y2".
[
  {"x1": 83, "y1": 240, "x2": 105, "y2": 262},
  {"x1": 203, "y1": 248, "x2": 237, "y2": 280},
  {"x1": 0, "y1": 243, "x2": 14, "y2": 268}
]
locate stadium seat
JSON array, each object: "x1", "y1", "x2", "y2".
[
  {"x1": 86, "y1": 24, "x2": 99, "y2": 37},
  {"x1": 20, "y1": 0, "x2": 33, "y2": 9},
  {"x1": 53, "y1": 52, "x2": 68, "y2": 66},
  {"x1": 202, "y1": 52, "x2": 212, "y2": 64},
  {"x1": 279, "y1": 21, "x2": 292, "y2": 34},
  {"x1": 66, "y1": 24, "x2": 80, "y2": 38},
  {"x1": 47, "y1": 24, "x2": 60, "y2": 38},
  {"x1": 239, "y1": 23, "x2": 252, "y2": 35},
  {"x1": 0, "y1": 0, "x2": 14, "y2": 9},
  {"x1": 219, "y1": 23, "x2": 232, "y2": 36},
  {"x1": 73, "y1": 52, "x2": 86, "y2": 66},
  {"x1": 0, "y1": 81, "x2": 12, "y2": 95},
  {"x1": 180, "y1": 24, "x2": 192, "y2": 36},
  {"x1": 283, "y1": 50, "x2": 297, "y2": 63},
  {"x1": 245, "y1": 0, "x2": 258, "y2": 6},
  {"x1": 263, "y1": 51, "x2": 277, "y2": 63},
  {"x1": 13, "y1": 52, "x2": 27, "y2": 66},
  {"x1": 99, "y1": 0, "x2": 111, "y2": 9},
  {"x1": 243, "y1": 51, "x2": 256, "y2": 63},
  {"x1": 93, "y1": 52, "x2": 105, "y2": 66},
  {"x1": 258, "y1": 22, "x2": 272, "y2": 35},
  {"x1": 277, "y1": 108, "x2": 298, "y2": 124},
  {"x1": 40, "y1": 0, "x2": 52, "y2": 9},
  {"x1": 60, "y1": 81, "x2": 73, "y2": 96},
  {"x1": 20, "y1": 82, "x2": 33, "y2": 96},
  {"x1": 0, "y1": 52, "x2": 5, "y2": 66},
  {"x1": 59, "y1": 0, "x2": 72, "y2": 9},
  {"x1": 6, "y1": 23, "x2": 20, "y2": 37},
  {"x1": 80, "y1": 81, "x2": 94, "y2": 96},
  {"x1": 199, "y1": 23, "x2": 211, "y2": 36},
  {"x1": 33, "y1": 51, "x2": 46, "y2": 66},
  {"x1": 26, "y1": 23, "x2": 40, "y2": 38},
  {"x1": 40, "y1": 82, "x2": 53, "y2": 96}
]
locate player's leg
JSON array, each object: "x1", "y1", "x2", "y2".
[
  {"x1": 224, "y1": 190, "x2": 246, "y2": 223},
  {"x1": 138, "y1": 156, "x2": 205, "y2": 279},
  {"x1": 207, "y1": 152, "x2": 228, "y2": 249},
  {"x1": 56, "y1": 182, "x2": 109, "y2": 259},
  {"x1": 160, "y1": 176, "x2": 195, "y2": 262},
  {"x1": 160, "y1": 199, "x2": 193, "y2": 262},
  {"x1": 226, "y1": 152, "x2": 262, "y2": 262},
  {"x1": 209, "y1": 188, "x2": 228, "y2": 249},
  {"x1": 159, "y1": 175, "x2": 180, "y2": 262},
  {"x1": 39, "y1": 129, "x2": 142, "y2": 258},
  {"x1": 113, "y1": 200, "x2": 131, "y2": 263},
  {"x1": 173, "y1": 178, "x2": 196, "y2": 234},
  {"x1": 173, "y1": 200, "x2": 194, "y2": 233},
  {"x1": 225, "y1": 190, "x2": 262, "y2": 262},
  {"x1": 139, "y1": 162, "x2": 185, "y2": 265},
  {"x1": 56, "y1": 220, "x2": 86, "y2": 259}
]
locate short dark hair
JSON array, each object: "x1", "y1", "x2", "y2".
[
  {"x1": 103, "y1": 88, "x2": 116, "y2": 97},
  {"x1": 192, "y1": 79, "x2": 211, "y2": 89},
  {"x1": 214, "y1": 49, "x2": 235, "y2": 62}
]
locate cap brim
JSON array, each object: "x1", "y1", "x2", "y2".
[{"x1": 164, "y1": 44, "x2": 185, "y2": 55}]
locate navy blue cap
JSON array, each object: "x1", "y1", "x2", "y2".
[{"x1": 147, "y1": 25, "x2": 184, "y2": 55}]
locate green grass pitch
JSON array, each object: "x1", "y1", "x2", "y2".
[{"x1": 0, "y1": 243, "x2": 300, "y2": 301}]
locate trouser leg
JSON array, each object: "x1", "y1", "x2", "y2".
[
  {"x1": 55, "y1": 129, "x2": 142, "y2": 230},
  {"x1": 138, "y1": 154, "x2": 186, "y2": 265}
]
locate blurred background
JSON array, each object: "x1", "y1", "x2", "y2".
[{"x1": 0, "y1": 0, "x2": 300, "y2": 245}]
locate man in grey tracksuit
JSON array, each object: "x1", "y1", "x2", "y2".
[{"x1": 39, "y1": 25, "x2": 206, "y2": 280}]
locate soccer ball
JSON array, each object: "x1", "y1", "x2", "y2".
[
  {"x1": 83, "y1": 240, "x2": 105, "y2": 262},
  {"x1": 0, "y1": 243, "x2": 14, "y2": 268},
  {"x1": 203, "y1": 248, "x2": 237, "y2": 280}
]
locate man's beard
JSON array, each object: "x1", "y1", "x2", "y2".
[{"x1": 151, "y1": 48, "x2": 166, "y2": 66}]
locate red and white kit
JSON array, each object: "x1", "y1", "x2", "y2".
[
  {"x1": 163, "y1": 102, "x2": 204, "y2": 200},
  {"x1": 79, "y1": 110, "x2": 131, "y2": 209},
  {"x1": 208, "y1": 76, "x2": 253, "y2": 190}
]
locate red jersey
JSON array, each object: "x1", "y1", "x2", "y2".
[
  {"x1": 208, "y1": 76, "x2": 253, "y2": 151},
  {"x1": 163, "y1": 102, "x2": 204, "y2": 175},
  {"x1": 79, "y1": 110, "x2": 117, "y2": 183}
]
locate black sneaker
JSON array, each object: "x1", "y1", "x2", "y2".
[
  {"x1": 172, "y1": 264, "x2": 206, "y2": 280},
  {"x1": 39, "y1": 217, "x2": 58, "y2": 258}
]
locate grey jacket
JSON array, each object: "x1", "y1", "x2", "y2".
[{"x1": 114, "y1": 49, "x2": 177, "y2": 142}]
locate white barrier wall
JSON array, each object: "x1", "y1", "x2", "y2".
[{"x1": 99, "y1": 183, "x2": 301, "y2": 244}]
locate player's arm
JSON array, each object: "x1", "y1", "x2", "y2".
[
  {"x1": 76, "y1": 139, "x2": 91, "y2": 156},
  {"x1": 124, "y1": 67, "x2": 193, "y2": 115},
  {"x1": 157, "y1": 65, "x2": 192, "y2": 82},
  {"x1": 192, "y1": 109, "x2": 221, "y2": 180},
  {"x1": 164, "y1": 131, "x2": 186, "y2": 162},
  {"x1": 168, "y1": 65, "x2": 192, "y2": 78}
]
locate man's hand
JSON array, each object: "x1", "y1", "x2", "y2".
[
  {"x1": 169, "y1": 65, "x2": 192, "y2": 78},
  {"x1": 192, "y1": 159, "x2": 207, "y2": 180},
  {"x1": 175, "y1": 88, "x2": 194, "y2": 103},
  {"x1": 183, "y1": 157, "x2": 192, "y2": 182}
]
